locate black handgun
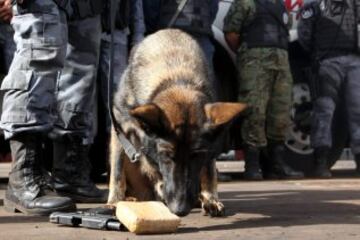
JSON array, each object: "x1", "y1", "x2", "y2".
[{"x1": 49, "y1": 211, "x2": 125, "y2": 231}]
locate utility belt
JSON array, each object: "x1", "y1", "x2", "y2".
[{"x1": 53, "y1": 0, "x2": 103, "y2": 20}]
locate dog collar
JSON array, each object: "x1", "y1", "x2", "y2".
[
  {"x1": 118, "y1": 132, "x2": 142, "y2": 163},
  {"x1": 117, "y1": 131, "x2": 158, "y2": 164}
]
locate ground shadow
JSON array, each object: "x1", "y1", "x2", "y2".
[
  {"x1": 0, "y1": 171, "x2": 360, "y2": 235},
  {"x1": 177, "y1": 187, "x2": 360, "y2": 233},
  {"x1": 0, "y1": 214, "x2": 48, "y2": 224}
]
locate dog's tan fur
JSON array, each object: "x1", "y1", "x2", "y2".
[{"x1": 107, "y1": 29, "x2": 246, "y2": 216}]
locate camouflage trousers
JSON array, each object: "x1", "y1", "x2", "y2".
[
  {"x1": 0, "y1": 0, "x2": 101, "y2": 144},
  {"x1": 237, "y1": 47, "x2": 293, "y2": 147}
]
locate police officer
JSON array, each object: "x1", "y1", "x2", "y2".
[
  {"x1": 298, "y1": 0, "x2": 360, "y2": 178},
  {"x1": 99, "y1": 0, "x2": 145, "y2": 134},
  {"x1": 223, "y1": 0, "x2": 304, "y2": 180},
  {"x1": 0, "y1": 0, "x2": 106, "y2": 215},
  {"x1": 142, "y1": 0, "x2": 219, "y2": 95}
]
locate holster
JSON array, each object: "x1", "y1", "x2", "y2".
[{"x1": 53, "y1": 0, "x2": 103, "y2": 20}]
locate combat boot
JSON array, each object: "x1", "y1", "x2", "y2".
[
  {"x1": 264, "y1": 141, "x2": 304, "y2": 179},
  {"x1": 52, "y1": 136, "x2": 108, "y2": 203},
  {"x1": 4, "y1": 134, "x2": 76, "y2": 215},
  {"x1": 243, "y1": 145, "x2": 263, "y2": 180},
  {"x1": 355, "y1": 154, "x2": 360, "y2": 175},
  {"x1": 313, "y1": 147, "x2": 332, "y2": 178}
]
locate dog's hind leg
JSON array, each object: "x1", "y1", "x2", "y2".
[
  {"x1": 107, "y1": 126, "x2": 127, "y2": 206},
  {"x1": 199, "y1": 159, "x2": 225, "y2": 217}
]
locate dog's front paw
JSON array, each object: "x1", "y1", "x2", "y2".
[{"x1": 201, "y1": 198, "x2": 225, "y2": 217}]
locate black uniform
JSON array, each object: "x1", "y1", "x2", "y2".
[{"x1": 298, "y1": 0, "x2": 360, "y2": 154}]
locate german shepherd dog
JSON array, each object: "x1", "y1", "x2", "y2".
[{"x1": 107, "y1": 29, "x2": 246, "y2": 217}]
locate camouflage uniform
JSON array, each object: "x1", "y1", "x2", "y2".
[
  {"x1": 0, "y1": 0, "x2": 101, "y2": 144},
  {"x1": 223, "y1": 0, "x2": 293, "y2": 147}
]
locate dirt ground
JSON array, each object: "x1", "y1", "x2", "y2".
[{"x1": 1, "y1": 169, "x2": 360, "y2": 240}]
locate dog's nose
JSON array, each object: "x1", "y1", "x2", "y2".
[
  {"x1": 168, "y1": 201, "x2": 191, "y2": 216},
  {"x1": 173, "y1": 209, "x2": 190, "y2": 217}
]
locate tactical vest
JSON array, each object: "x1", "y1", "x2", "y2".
[
  {"x1": 242, "y1": 0, "x2": 289, "y2": 50},
  {"x1": 157, "y1": 0, "x2": 212, "y2": 35},
  {"x1": 314, "y1": 0, "x2": 357, "y2": 56}
]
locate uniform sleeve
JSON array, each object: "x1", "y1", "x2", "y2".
[
  {"x1": 223, "y1": 0, "x2": 252, "y2": 33},
  {"x1": 130, "y1": 0, "x2": 145, "y2": 45},
  {"x1": 297, "y1": 1, "x2": 319, "y2": 52}
]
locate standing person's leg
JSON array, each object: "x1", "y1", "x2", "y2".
[
  {"x1": 98, "y1": 30, "x2": 129, "y2": 134},
  {"x1": 0, "y1": 23, "x2": 15, "y2": 71},
  {"x1": 344, "y1": 55, "x2": 360, "y2": 174},
  {"x1": 238, "y1": 49, "x2": 271, "y2": 180},
  {"x1": 194, "y1": 34, "x2": 227, "y2": 180},
  {"x1": 51, "y1": 15, "x2": 106, "y2": 203},
  {"x1": 265, "y1": 49, "x2": 303, "y2": 179},
  {"x1": 311, "y1": 58, "x2": 343, "y2": 178},
  {"x1": 0, "y1": 23, "x2": 15, "y2": 159},
  {"x1": 193, "y1": 34, "x2": 219, "y2": 98},
  {"x1": 0, "y1": 0, "x2": 75, "y2": 215}
]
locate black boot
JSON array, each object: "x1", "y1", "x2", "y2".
[
  {"x1": 313, "y1": 147, "x2": 332, "y2": 178},
  {"x1": 4, "y1": 134, "x2": 76, "y2": 215},
  {"x1": 264, "y1": 141, "x2": 304, "y2": 179},
  {"x1": 52, "y1": 136, "x2": 108, "y2": 203},
  {"x1": 243, "y1": 145, "x2": 263, "y2": 180},
  {"x1": 355, "y1": 154, "x2": 360, "y2": 175}
]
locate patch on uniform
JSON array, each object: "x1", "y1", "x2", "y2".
[
  {"x1": 301, "y1": 8, "x2": 314, "y2": 19},
  {"x1": 283, "y1": 13, "x2": 289, "y2": 24}
]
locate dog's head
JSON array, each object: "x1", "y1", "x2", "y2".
[{"x1": 130, "y1": 100, "x2": 246, "y2": 216}]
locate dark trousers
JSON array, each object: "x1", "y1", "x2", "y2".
[{"x1": 311, "y1": 54, "x2": 360, "y2": 154}]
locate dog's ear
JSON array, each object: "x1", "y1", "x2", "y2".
[
  {"x1": 130, "y1": 103, "x2": 163, "y2": 130},
  {"x1": 204, "y1": 102, "x2": 247, "y2": 127}
]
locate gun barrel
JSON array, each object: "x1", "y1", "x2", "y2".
[
  {"x1": 50, "y1": 211, "x2": 124, "y2": 231},
  {"x1": 106, "y1": 221, "x2": 123, "y2": 231}
]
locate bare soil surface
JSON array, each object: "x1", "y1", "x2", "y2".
[{"x1": 1, "y1": 172, "x2": 360, "y2": 240}]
